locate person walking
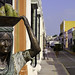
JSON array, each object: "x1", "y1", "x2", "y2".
[{"x1": 43, "y1": 47, "x2": 48, "y2": 60}]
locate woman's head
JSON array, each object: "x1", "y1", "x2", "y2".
[
  {"x1": 0, "y1": 32, "x2": 13, "y2": 53},
  {"x1": 0, "y1": 27, "x2": 13, "y2": 74}
]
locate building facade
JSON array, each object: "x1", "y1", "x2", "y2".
[
  {"x1": 13, "y1": 0, "x2": 45, "y2": 75},
  {"x1": 60, "y1": 21, "x2": 75, "y2": 49},
  {"x1": 0, "y1": 0, "x2": 45, "y2": 75}
]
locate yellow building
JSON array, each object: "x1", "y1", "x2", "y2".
[
  {"x1": 60, "y1": 21, "x2": 75, "y2": 48},
  {"x1": 60, "y1": 21, "x2": 75, "y2": 32}
]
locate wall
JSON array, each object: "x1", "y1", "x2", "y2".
[
  {"x1": 13, "y1": 0, "x2": 28, "y2": 75},
  {"x1": 65, "y1": 21, "x2": 75, "y2": 31},
  {"x1": 40, "y1": 16, "x2": 44, "y2": 60},
  {"x1": 73, "y1": 30, "x2": 75, "y2": 40}
]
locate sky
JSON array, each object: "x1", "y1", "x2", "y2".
[{"x1": 42, "y1": 0, "x2": 75, "y2": 36}]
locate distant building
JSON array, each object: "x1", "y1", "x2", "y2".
[
  {"x1": 60, "y1": 21, "x2": 75, "y2": 49},
  {"x1": 68, "y1": 27, "x2": 75, "y2": 49}
]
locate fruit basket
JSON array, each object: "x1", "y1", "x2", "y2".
[
  {"x1": 0, "y1": 1, "x2": 21, "y2": 27},
  {"x1": 0, "y1": 16, "x2": 21, "y2": 27}
]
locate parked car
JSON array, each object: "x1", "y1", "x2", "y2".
[{"x1": 50, "y1": 41, "x2": 61, "y2": 48}]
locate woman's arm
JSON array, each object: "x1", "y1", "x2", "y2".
[{"x1": 21, "y1": 16, "x2": 41, "y2": 61}]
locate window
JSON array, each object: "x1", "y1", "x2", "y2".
[{"x1": 31, "y1": 4, "x2": 37, "y2": 67}]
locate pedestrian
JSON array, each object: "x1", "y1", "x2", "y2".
[{"x1": 43, "y1": 47, "x2": 48, "y2": 60}]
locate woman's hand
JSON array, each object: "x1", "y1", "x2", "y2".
[{"x1": 20, "y1": 16, "x2": 29, "y2": 27}]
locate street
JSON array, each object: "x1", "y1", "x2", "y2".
[
  {"x1": 38, "y1": 48, "x2": 69, "y2": 75},
  {"x1": 57, "y1": 50, "x2": 75, "y2": 75}
]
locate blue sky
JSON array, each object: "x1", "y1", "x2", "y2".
[{"x1": 42, "y1": 0, "x2": 75, "y2": 36}]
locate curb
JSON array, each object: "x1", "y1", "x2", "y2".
[
  {"x1": 52, "y1": 50, "x2": 70, "y2": 75},
  {"x1": 53, "y1": 50, "x2": 70, "y2": 75},
  {"x1": 64, "y1": 49, "x2": 75, "y2": 55},
  {"x1": 58, "y1": 62, "x2": 70, "y2": 75},
  {"x1": 56, "y1": 53, "x2": 70, "y2": 75}
]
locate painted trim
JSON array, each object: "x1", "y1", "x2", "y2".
[
  {"x1": 12, "y1": 0, "x2": 15, "y2": 9},
  {"x1": 63, "y1": 20, "x2": 65, "y2": 32}
]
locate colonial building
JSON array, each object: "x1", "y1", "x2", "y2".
[{"x1": 0, "y1": 0, "x2": 45, "y2": 75}]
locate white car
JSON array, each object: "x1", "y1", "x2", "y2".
[{"x1": 50, "y1": 41, "x2": 61, "y2": 48}]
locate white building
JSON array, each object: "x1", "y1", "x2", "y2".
[{"x1": 26, "y1": 0, "x2": 45, "y2": 75}]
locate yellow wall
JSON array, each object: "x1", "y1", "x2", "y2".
[
  {"x1": 65, "y1": 21, "x2": 75, "y2": 31},
  {"x1": 14, "y1": 0, "x2": 28, "y2": 75},
  {"x1": 60, "y1": 21, "x2": 75, "y2": 48}
]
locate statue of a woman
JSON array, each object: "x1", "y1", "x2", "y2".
[{"x1": 0, "y1": 16, "x2": 41, "y2": 75}]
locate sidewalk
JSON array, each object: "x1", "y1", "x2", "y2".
[{"x1": 38, "y1": 48, "x2": 70, "y2": 75}]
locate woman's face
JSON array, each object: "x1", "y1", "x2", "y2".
[
  {"x1": 0, "y1": 32, "x2": 12, "y2": 74},
  {"x1": 0, "y1": 33, "x2": 12, "y2": 53}
]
